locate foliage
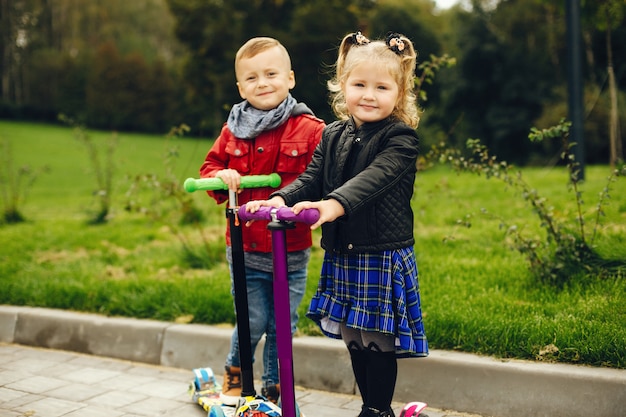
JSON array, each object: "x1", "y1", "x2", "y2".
[
  {"x1": 286, "y1": 0, "x2": 362, "y2": 124},
  {"x1": 85, "y1": 42, "x2": 180, "y2": 132},
  {"x1": 426, "y1": 118, "x2": 626, "y2": 285},
  {"x1": 367, "y1": 1, "x2": 443, "y2": 67},
  {"x1": 582, "y1": 0, "x2": 625, "y2": 32},
  {"x1": 1, "y1": 0, "x2": 625, "y2": 159},
  {"x1": 415, "y1": 54, "x2": 457, "y2": 104},
  {"x1": 0, "y1": 0, "x2": 184, "y2": 132},
  {"x1": 0, "y1": 139, "x2": 49, "y2": 223},
  {"x1": 60, "y1": 115, "x2": 118, "y2": 224},
  {"x1": 438, "y1": 0, "x2": 560, "y2": 164},
  {"x1": 124, "y1": 124, "x2": 222, "y2": 269},
  {"x1": 582, "y1": 0, "x2": 626, "y2": 168},
  {"x1": 1, "y1": 120, "x2": 625, "y2": 368},
  {"x1": 165, "y1": 0, "x2": 369, "y2": 129},
  {"x1": 532, "y1": 85, "x2": 626, "y2": 166}
]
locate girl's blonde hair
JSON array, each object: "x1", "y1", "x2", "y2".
[{"x1": 328, "y1": 32, "x2": 420, "y2": 128}]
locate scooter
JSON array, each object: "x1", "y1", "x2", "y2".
[
  {"x1": 238, "y1": 205, "x2": 320, "y2": 417},
  {"x1": 185, "y1": 174, "x2": 283, "y2": 417}
]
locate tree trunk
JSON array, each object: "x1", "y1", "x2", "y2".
[
  {"x1": 605, "y1": 15, "x2": 623, "y2": 168},
  {"x1": 1, "y1": 0, "x2": 12, "y2": 102}
]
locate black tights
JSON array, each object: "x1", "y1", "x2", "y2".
[{"x1": 341, "y1": 323, "x2": 397, "y2": 413}]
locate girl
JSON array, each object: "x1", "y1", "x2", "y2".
[{"x1": 245, "y1": 31, "x2": 428, "y2": 417}]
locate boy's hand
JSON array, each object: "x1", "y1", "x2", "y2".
[
  {"x1": 215, "y1": 169, "x2": 241, "y2": 192},
  {"x1": 292, "y1": 199, "x2": 344, "y2": 230}
]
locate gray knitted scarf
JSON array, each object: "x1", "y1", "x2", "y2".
[{"x1": 227, "y1": 94, "x2": 300, "y2": 139}]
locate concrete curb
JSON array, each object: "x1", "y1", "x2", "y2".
[{"x1": 1, "y1": 305, "x2": 624, "y2": 417}]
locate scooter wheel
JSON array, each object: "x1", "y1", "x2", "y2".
[
  {"x1": 209, "y1": 405, "x2": 226, "y2": 417},
  {"x1": 399, "y1": 402, "x2": 428, "y2": 417}
]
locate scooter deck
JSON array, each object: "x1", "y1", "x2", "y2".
[
  {"x1": 189, "y1": 367, "x2": 235, "y2": 416},
  {"x1": 190, "y1": 367, "x2": 284, "y2": 417}
]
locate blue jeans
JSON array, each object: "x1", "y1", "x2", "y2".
[{"x1": 226, "y1": 265, "x2": 307, "y2": 387}]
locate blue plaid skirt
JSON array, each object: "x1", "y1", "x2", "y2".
[{"x1": 306, "y1": 247, "x2": 428, "y2": 358}]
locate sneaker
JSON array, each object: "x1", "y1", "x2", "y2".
[
  {"x1": 261, "y1": 384, "x2": 280, "y2": 404},
  {"x1": 220, "y1": 365, "x2": 242, "y2": 405},
  {"x1": 235, "y1": 396, "x2": 282, "y2": 417}
]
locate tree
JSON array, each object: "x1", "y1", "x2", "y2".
[
  {"x1": 0, "y1": 0, "x2": 44, "y2": 108},
  {"x1": 287, "y1": 0, "x2": 363, "y2": 122},
  {"x1": 583, "y1": 0, "x2": 625, "y2": 168},
  {"x1": 166, "y1": 0, "x2": 297, "y2": 134},
  {"x1": 166, "y1": 0, "x2": 368, "y2": 132},
  {"x1": 367, "y1": 0, "x2": 444, "y2": 137},
  {"x1": 1, "y1": 0, "x2": 185, "y2": 131},
  {"x1": 439, "y1": 0, "x2": 562, "y2": 163}
]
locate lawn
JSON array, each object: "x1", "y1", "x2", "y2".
[{"x1": 1, "y1": 120, "x2": 625, "y2": 369}]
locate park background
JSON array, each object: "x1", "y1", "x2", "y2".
[
  {"x1": 2, "y1": 0, "x2": 625, "y2": 166},
  {"x1": 1, "y1": 0, "x2": 625, "y2": 370}
]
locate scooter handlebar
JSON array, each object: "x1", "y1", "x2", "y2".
[
  {"x1": 238, "y1": 205, "x2": 320, "y2": 225},
  {"x1": 184, "y1": 173, "x2": 281, "y2": 192}
]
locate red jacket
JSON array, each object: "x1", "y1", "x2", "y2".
[{"x1": 200, "y1": 114, "x2": 324, "y2": 253}]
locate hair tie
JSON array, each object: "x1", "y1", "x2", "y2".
[
  {"x1": 349, "y1": 31, "x2": 370, "y2": 46},
  {"x1": 386, "y1": 32, "x2": 405, "y2": 55}
]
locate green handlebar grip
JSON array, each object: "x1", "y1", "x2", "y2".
[{"x1": 184, "y1": 173, "x2": 281, "y2": 192}]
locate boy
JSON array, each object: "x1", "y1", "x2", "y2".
[{"x1": 199, "y1": 37, "x2": 324, "y2": 405}]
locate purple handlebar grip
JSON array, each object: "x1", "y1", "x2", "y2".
[
  {"x1": 274, "y1": 206, "x2": 320, "y2": 224},
  {"x1": 237, "y1": 206, "x2": 272, "y2": 222},
  {"x1": 238, "y1": 204, "x2": 320, "y2": 225}
]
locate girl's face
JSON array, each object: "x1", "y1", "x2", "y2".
[
  {"x1": 236, "y1": 46, "x2": 295, "y2": 111},
  {"x1": 343, "y1": 62, "x2": 399, "y2": 127}
]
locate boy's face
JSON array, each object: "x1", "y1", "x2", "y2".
[{"x1": 236, "y1": 46, "x2": 295, "y2": 111}]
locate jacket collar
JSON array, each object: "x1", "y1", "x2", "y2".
[{"x1": 348, "y1": 117, "x2": 393, "y2": 135}]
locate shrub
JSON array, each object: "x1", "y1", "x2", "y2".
[{"x1": 425, "y1": 118, "x2": 626, "y2": 285}]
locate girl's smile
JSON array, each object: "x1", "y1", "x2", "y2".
[{"x1": 343, "y1": 63, "x2": 398, "y2": 127}]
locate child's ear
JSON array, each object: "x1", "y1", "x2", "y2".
[
  {"x1": 236, "y1": 82, "x2": 246, "y2": 99},
  {"x1": 288, "y1": 70, "x2": 296, "y2": 89}
]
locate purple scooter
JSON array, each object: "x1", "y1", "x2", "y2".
[{"x1": 238, "y1": 205, "x2": 320, "y2": 417}]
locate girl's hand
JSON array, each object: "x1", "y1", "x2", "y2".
[
  {"x1": 215, "y1": 169, "x2": 241, "y2": 192},
  {"x1": 243, "y1": 196, "x2": 285, "y2": 226},
  {"x1": 245, "y1": 196, "x2": 285, "y2": 213},
  {"x1": 292, "y1": 199, "x2": 344, "y2": 230}
]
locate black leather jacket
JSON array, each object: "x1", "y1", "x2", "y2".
[{"x1": 273, "y1": 117, "x2": 419, "y2": 253}]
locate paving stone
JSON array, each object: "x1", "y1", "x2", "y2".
[{"x1": 3, "y1": 305, "x2": 626, "y2": 417}]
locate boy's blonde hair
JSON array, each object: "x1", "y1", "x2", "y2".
[
  {"x1": 235, "y1": 37, "x2": 292, "y2": 77},
  {"x1": 328, "y1": 32, "x2": 420, "y2": 128}
]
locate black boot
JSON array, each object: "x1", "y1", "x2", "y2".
[
  {"x1": 358, "y1": 405, "x2": 395, "y2": 417},
  {"x1": 365, "y1": 351, "x2": 398, "y2": 413},
  {"x1": 348, "y1": 343, "x2": 369, "y2": 403}
]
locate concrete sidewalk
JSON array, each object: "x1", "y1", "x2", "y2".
[
  {"x1": 1, "y1": 305, "x2": 625, "y2": 417},
  {"x1": 0, "y1": 343, "x2": 479, "y2": 417}
]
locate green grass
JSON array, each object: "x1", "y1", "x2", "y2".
[{"x1": 1, "y1": 120, "x2": 625, "y2": 369}]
